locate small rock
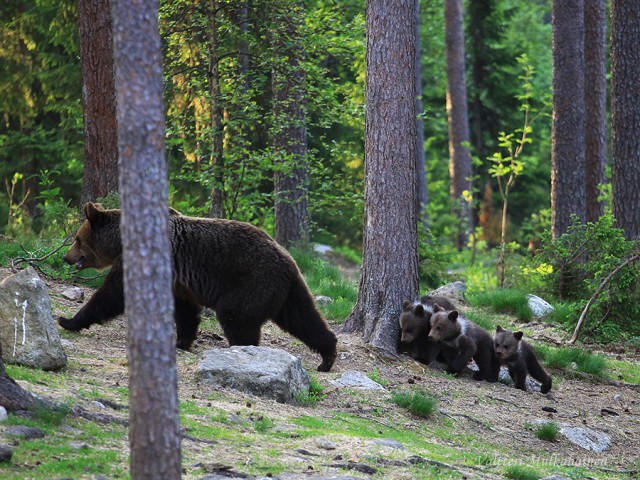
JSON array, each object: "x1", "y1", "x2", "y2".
[
  {"x1": 61, "y1": 287, "x2": 84, "y2": 302},
  {"x1": 69, "y1": 442, "x2": 90, "y2": 450},
  {"x1": 313, "y1": 244, "x2": 333, "y2": 255},
  {"x1": 370, "y1": 438, "x2": 404, "y2": 450},
  {"x1": 4, "y1": 425, "x2": 45, "y2": 440},
  {"x1": 330, "y1": 371, "x2": 385, "y2": 390},
  {"x1": 315, "y1": 295, "x2": 333, "y2": 306},
  {"x1": 0, "y1": 406, "x2": 8, "y2": 421},
  {"x1": 315, "y1": 437, "x2": 337, "y2": 450},
  {"x1": 91, "y1": 401, "x2": 106, "y2": 410},
  {"x1": 560, "y1": 425, "x2": 611, "y2": 453},
  {"x1": 0, "y1": 444, "x2": 12, "y2": 462}
]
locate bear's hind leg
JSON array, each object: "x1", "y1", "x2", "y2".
[
  {"x1": 175, "y1": 298, "x2": 203, "y2": 350},
  {"x1": 215, "y1": 308, "x2": 262, "y2": 346}
]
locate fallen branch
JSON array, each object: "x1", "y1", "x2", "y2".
[
  {"x1": 10, "y1": 236, "x2": 73, "y2": 273},
  {"x1": 569, "y1": 253, "x2": 640, "y2": 344}
]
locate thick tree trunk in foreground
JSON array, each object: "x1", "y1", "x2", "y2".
[
  {"x1": 78, "y1": 0, "x2": 119, "y2": 205},
  {"x1": 111, "y1": 0, "x2": 181, "y2": 478},
  {"x1": 343, "y1": 0, "x2": 419, "y2": 355},
  {"x1": 551, "y1": 0, "x2": 586, "y2": 238},
  {"x1": 611, "y1": 0, "x2": 640, "y2": 240}
]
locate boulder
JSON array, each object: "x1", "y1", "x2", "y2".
[
  {"x1": 560, "y1": 425, "x2": 611, "y2": 453},
  {"x1": 0, "y1": 267, "x2": 67, "y2": 370},
  {"x1": 330, "y1": 370, "x2": 385, "y2": 390},
  {"x1": 527, "y1": 294, "x2": 555, "y2": 318},
  {"x1": 197, "y1": 346, "x2": 310, "y2": 404},
  {"x1": 427, "y1": 281, "x2": 467, "y2": 305}
]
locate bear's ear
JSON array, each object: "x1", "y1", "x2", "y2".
[
  {"x1": 432, "y1": 303, "x2": 442, "y2": 313},
  {"x1": 413, "y1": 304, "x2": 424, "y2": 315},
  {"x1": 513, "y1": 331, "x2": 524, "y2": 341},
  {"x1": 496, "y1": 325, "x2": 504, "y2": 333},
  {"x1": 402, "y1": 300, "x2": 412, "y2": 311},
  {"x1": 83, "y1": 202, "x2": 106, "y2": 226},
  {"x1": 448, "y1": 310, "x2": 459, "y2": 322}
]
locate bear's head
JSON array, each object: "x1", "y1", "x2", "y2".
[
  {"x1": 427, "y1": 303, "x2": 461, "y2": 342},
  {"x1": 399, "y1": 300, "x2": 432, "y2": 344},
  {"x1": 493, "y1": 325, "x2": 523, "y2": 362},
  {"x1": 63, "y1": 202, "x2": 122, "y2": 270}
]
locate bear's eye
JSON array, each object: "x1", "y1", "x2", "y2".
[{"x1": 437, "y1": 326, "x2": 442, "y2": 331}]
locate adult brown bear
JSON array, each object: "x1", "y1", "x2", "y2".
[{"x1": 59, "y1": 203, "x2": 337, "y2": 372}]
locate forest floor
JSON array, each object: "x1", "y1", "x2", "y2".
[{"x1": 1, "y1": 266, "x2": 640, "y2": 480}]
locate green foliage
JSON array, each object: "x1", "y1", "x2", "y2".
[
  {"x1": 534, "y1": 421, "x2": 559, "y2": 442},
  {"x1": 31, "y1": 401, "x2": 72, "y2": 427},
  {"x1": 525, "y1": 215, "x2": 640, "y2": 340},
  {"x1": 504, "y1": 465, "x2": 541, "y2": 480},
  {"x1": 366, "y1": 367, "x2": 388, "y2": 387},
  {"x1": 254, "y1": 415, "x2": 275, "y2": 433},
  {"x1": 469, "y1": 289, "x2": 533, "y2": 322},
  {"x1": 391, "y1": 389, "x2": 437, "y2": 419},
  {"x1": 296, "y1": 376, "x2": 325, "y2": 406}
]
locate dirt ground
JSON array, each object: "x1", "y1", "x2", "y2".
[{"x1": 4, "y1": 267, "x2": 640, "y2": 479}]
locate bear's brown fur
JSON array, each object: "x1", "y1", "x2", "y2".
[
  {"x1": 427, "y1": 304, "x2": 499, "y2": 382},
  {"x1": 59, "y1": 203, "x2": 337, "y2": 372},
  {"x1": 398, "y1": 295, "x2": 456, "y2": 365},
  {"x1": 494, "y1": 325, "x2": 552, "y2": 393}
]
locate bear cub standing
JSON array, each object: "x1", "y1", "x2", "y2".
[
  {"x1": 398, "y1": 295, "x2": 456, "y2": 365},
  {"x1": 494, "y1": 326, "x2": 552, "y2": 393},
  {"x1": 59, "y1": 203, "x2": 337, "y2": 372},
  {"x1": 427, "y1": 304, "x2": 499, "y2": 382}
]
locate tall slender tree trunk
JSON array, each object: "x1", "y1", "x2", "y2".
[
  {"x1": 208, "y1": 0, "x2": 225, "y2": 218},
  {"x1": 611, "y1": 1, "x2": 640, "y2": 240},
  {"x1": 272, "y1": 0, "x2": 309, "y2": 247},
  {"x1": 111, "y1": 0, "x2": 181, "y2": 477},
  {"x1": 444, "y1": 0, "x2": 472, "y2": 250},
  {"x1": 551, "y1": 0, "x2": 586, "y2": 238},
  {"x1": 584, "y1": 0, "x2": 607, "y2": 223},
  {"x1": 415, "y1": 0, "x2": 428, "y2": 228},
  {"x1": 343, "y1": 0, "x2": 418, "y2": 356},
  {"x1": 78, "y1": 0, "x2": 119, "y2": 205}
]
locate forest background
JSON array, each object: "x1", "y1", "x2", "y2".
[{"x1": 0, "y1": 0, "x2": 638, "y2": 345}]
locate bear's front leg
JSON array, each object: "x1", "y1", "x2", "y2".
[{"x1": 58, "y1": 257, "x2": 125, "y2": 331}]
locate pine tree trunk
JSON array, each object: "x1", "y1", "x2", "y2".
[
  {"x1": 444, "y1": 0, "x2": 472, "y2": 250},
  {"x1": 111, "y1": 0, "x2": 181, "y2": 477},
  {"x1": 78, "y1": 0, "x2": 119, "y2": 205},
  {"x1": 415, "y1": 0, "x2": 429, "y2": 228},
  {"x1": 584, "y1": 0, "x2": 607, "y2": 223},
  {"x1": 208, "y1": 0, "x2": 225, "y2": 218},
  {"x1": 272, "y1": 0, "x2": 309, "y2": 247},
  {"x1": 343, "y1": 0, "x2": 419, "y2": 355},
  {"x1": 611, "y1": 1, "x2": 640, "y2": 240},
  {"x1": 551, "y1": 0, "x2": 586, "y2": 238}
]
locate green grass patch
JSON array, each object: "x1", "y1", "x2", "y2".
[
  {"x1": 469, "y1": 289, "x2": 533, "y2": 321},
  {"x1": 391, "y1": 389, "x2": 437, "y2": 419},
  {"x1": 607, "y1": 358, "x2": 640, "y2": 384},
  {"x1": 535, "y1": 345, "x2": 607, "y2": 377},
  {"x1": 535, "y1": 421, "x2": 559, "y2": 441},
  {"x1": 254, "y1": 415, "x2": 275, "y2": 433},
  {"x1": 464, "y1": 310, "x2": 499, "y2": 332},
  {"x1": 296, "y1": 375, "x2": 325, "y2": 406},
  {"x1": 504, "y1": 465, "x2": 541, "y2": 480},
  {"x1": 366, "y1": 367, "x2": 388, "y2": 387}
]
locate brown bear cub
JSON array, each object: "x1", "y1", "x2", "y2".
[
  {"x1": 398, "y1": 295, "x2": 456, "y2": 365},
  {"x1": 494, "y1": 326, "x2": 552, "y2": 393},
  {"x1": 59, "y1": 202, "x2": 337, "y2": 372},
  {"x1": 427, "y1": 304, "x2": 500, "y2": 382}
]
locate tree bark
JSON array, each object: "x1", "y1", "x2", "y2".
[
  {"x1": 551, "y1": 0, "x2": 586, "y2": 238},
  {"x1": 343, "y1": 0, "x2": 419, "y2": 356},
  {"x1": 444, "y1": 0, "x2": 472, "y2": 250},
  {"x1": 272, "y1": 0, "x2": 309, "y2": 247},
  {"x1": 78, "y1": 0, "x2": 119, "y2": 205},
  {"x1": 415, "y1": 0, "x2": 428, "y2": 228},
  {"x1": 111, "y1": 0, "x2": 181, "y2": 478},
  {"x1": 611, "y1": 0, "x2": 640, "y2": 241},
  {"x1": 584, "y1": 0, "x2": 607, "y2": 223},
  {"x1": 208, "y1": 0, "x2": 225, "y2": 218}
]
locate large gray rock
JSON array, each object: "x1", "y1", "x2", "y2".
[
  {"x1": 427, "y1": 281, "x2": 467, "y2": 305},
  {"x1": 0, "y1": 267, "x2": 67, "y2": 370},
  {"x1": 527, "y1": 294, "x2": 555, "y2": 318},
  {"x1": 197, "y1": 346, "x2": 310, "y2": 404},
  {"x1": 560, "y1": 425, "x2": 611, "y2": 453}
]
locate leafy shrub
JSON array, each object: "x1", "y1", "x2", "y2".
[
  {"x1": 524, "y1": 215, "x2": 640, "y2": 341},
  {"x1": 391, "y1": 389, "x2": 437, "y2": 419}
]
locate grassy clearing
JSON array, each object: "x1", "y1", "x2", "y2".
[
  {"x1": 534, "y1": 421, "x2": 559, "y2": 442},
  {"x1": 469, "y1": 289, "x2": 533, "y2": 321},
  {"x1": 391, "y1": 389, "x2": 437, "y2": 419},
  {"x1": 535, "y1": 345, "x2": 607, "y2": 377}
]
